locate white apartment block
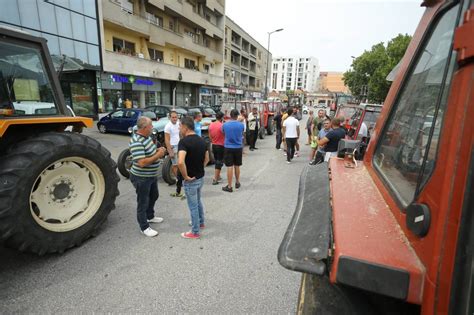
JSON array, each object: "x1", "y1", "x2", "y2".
[{"x1": 271, "y1": 57, "x2": 320, "y2": 92}]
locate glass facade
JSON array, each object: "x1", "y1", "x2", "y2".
[
  {"x1": 0, "y1": 0, "x2": 100, "y2": 69},
  {"x1": 0, "y1": 0, "x2": 101, "y2": 117}
]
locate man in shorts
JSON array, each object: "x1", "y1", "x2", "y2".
[
  {"x1": 209, "y1": 111, "x2": 225, "y2": 185},
  {"x1": 221, "y1": 109, "x2": 244, "y2": 193}
]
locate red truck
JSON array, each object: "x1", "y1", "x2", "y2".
[{"x1": 279, "y1": 1, "x2": 474, "y2": 314}]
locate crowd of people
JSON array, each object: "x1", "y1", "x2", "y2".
[
  {"x1": 127, "y1": 105, "x2": 346, "y2": 239},
  {"x1": 273, "y1": 106, "x2": 346, "y2": 165},
  {"x1": 128, "y1": 109, "x2": 248, "y2": 240}
]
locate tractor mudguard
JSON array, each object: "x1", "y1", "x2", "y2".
[{"x1": 278, "y1": 164, "x2": 332, "y2": 275}]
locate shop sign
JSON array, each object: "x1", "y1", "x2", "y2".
[
  {"x1": 111, "y1": 74, "x2": 153, "y2": 86},
  {"x1": 253, "y1": 92, "x2": 262, "y2": 98}
]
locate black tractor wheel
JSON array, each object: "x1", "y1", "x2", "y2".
[
  {"x1": 117, "y1": 149, "x2": 132, "y2": 178},
  {"x1": 258, "y1": 126, "x2": 266, "y2": 139},
  {"x1": 297, "y1": 273, "x2": 376, "y2": 315},
  {"x1": 266, "y1": 117, "x2": 274, "y2": 135},
  {"x1": 162, "y1": 156, "x2": 176, "y2": 185},
  {"x1": 0, "y1": 132, "x2": 120, "y2": 255}
]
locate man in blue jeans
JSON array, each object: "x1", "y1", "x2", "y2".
[
  {"x1": 129, "y1": 116, "x2": 167, "y2": 237},
  {"x1": 178, "y1": 116, "x2": 209, "y2": 239}
]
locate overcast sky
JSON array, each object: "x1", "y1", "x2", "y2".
[{"x1": 226, "y1": 0, "x2": 425, "y2": 72}]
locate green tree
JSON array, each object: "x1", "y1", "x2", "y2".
[{"x1": 343, "y1": 34, "x2": 412, "y2": 103}]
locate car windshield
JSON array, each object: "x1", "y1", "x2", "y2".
[
  {"x1": 204, "y1": 108, "x2": 215, "y2": 115},
  {"x1": 175, "y1": 108, "x2": 187, "y2": 115},
  {"x1": 0, "y1": 41, "x2": 57, "y2": 116},
  {"x1": 188, "y1": 108, "x2": 201, "y2": 114}
]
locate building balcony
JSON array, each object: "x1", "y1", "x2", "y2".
[
  {"x1": 103, "y1": 0, "x2": 223, "y2": 63},
  {"x1": 103, "y1": 50, "x2": 224, "y2": 87},
  {"x1": 148, "y1": 0, "x2": 224, "y2": 39}
]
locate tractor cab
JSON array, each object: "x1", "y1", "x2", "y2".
[{"x1": 278, "y1": 1, "x2": 474, "y2": 313}]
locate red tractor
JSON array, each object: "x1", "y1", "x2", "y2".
[
  {"x1": 257, "y1": 100, "x2": 282, "y2": 139},
  {"x1": 279, "y1": 1, "x2": 474, "y2": 314}
]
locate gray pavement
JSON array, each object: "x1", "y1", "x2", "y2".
[{"x1": 0, "y1": 123, "x2": 314, "y2": 313}]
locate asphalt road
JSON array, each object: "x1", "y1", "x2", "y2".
[{"x1": 0, "y1": 123, "x2": 313, "y2": 313}]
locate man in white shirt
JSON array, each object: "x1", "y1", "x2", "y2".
[
  {"x1": 282, "y1": 107, "x2": 300, "y2": 164},
  {"x1": 358, "y1": 121, "x2": 368, "y2": 139},
  {"x1": 164, "y1": 111, "x2": 181, "y2": 179}
]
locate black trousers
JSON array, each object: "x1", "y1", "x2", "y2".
[
  {"x1": 249, "y1": 129, "x2": 258, "y2": 148},
  {"x1": 276, "y1": 129, "x2": 282, "y2": 149},
  {"x1": 286, "y1": 138, "x2": 297, "y2": 161}
]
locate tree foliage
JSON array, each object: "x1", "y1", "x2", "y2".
[{"x1": 343, "y1": 34, "x2": 412, "y2": 103}]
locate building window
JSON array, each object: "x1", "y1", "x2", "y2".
[
  {"x1": 146, "y1": 13, "x2": 163, "y2": 27},
  {"x1": 113, "y1": 37, "x2": 135, "y2": 55},
  {"x1": 204, "y1": 64, "x2": 210, "y2": 73},
  {"x1": 148, "y1": 48, "x2": 164, "y2": 62},
  {"x1": 273, "y1": 64, "x2": 278, "y2": 70},
  {"x1": 184, "y1": 58, "x2": 197, "y2": 70},
  {"x1": 169, "y1": 19, "x2": 175, "y2": 31}
]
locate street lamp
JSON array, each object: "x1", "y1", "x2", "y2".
[{"x1": 264, "y1": 28, "x2": 283, "y2": 100}]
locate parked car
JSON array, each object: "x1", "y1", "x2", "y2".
[
  {"x1": 145, "y1": 105, "x2": 188, "y2": 119},
  {"x1": 187, "y1": 106, "x2": 216, "y2": 119},
  {"x1": 97, "y1": 108, "x2": 156, "y2": 134}
]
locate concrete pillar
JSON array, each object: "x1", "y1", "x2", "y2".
[{"x1": 139, "y1": 90, "x2": 146, "y2": 108}]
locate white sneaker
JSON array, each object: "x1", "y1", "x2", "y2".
[
  {"x1": 287, "y1": 161, "x2": 291, "y2": 164},
  {"x1": 141, "y1": 227, "x2": 158, "y2": 237},
  {"x1": 148, "y1": 217, "x2": 164, "y2": 223}
]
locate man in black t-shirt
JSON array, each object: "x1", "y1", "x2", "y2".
[
  {"x1": 177, "y1": 116, "x2": 209, "y2": 239},
  {"x1": 317, "y1": 117, "x2": 346, "y2": 159}
]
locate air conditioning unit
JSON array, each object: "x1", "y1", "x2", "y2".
[{"x1": 138, "y1": 53, "x2": 144, "y2": 59}]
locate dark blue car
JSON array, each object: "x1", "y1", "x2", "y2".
[{"x1": 97, "y1": 108, "x2": 156, "y2": 134}]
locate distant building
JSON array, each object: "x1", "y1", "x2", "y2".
[
  {"x1": 270, "y1": 57, "x2": 320, "y2": 92},
  {"x1": 317, "y1": 71, "x2": 349, "y2": 94},
  {"x1": 222, "y1": 17, "x2": 270, "y2": 104}
]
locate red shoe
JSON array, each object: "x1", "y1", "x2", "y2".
[{"x1": 181, "y1": 231, "x2": 200, "y2": 239}]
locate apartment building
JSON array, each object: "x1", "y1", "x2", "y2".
[
  {"x1": 316, "y1": 71, "x2": 349, "y2": 94},
  {"x1": 222, "y1": 17, "x2": 270, "y2": 103},
  {"x1": 271, "y1": 57, "x2": 320, "y2": 92},
  {"x1": 0, "y1": 0, "x2": 102, "y2": 118},
  {"x1": 100, "y1": 0, "x2": 225, "y2": 110}
]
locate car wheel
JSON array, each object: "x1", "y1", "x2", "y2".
[{"x1": 98, "y1": 124, "x2": 107, "y2": 134}]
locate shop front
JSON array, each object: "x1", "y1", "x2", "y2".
[
  {"x1": 221, "y1": 87, "x2": 244, "y2": 106},
  {"x1": 199, "y1": 87, "x2": 221, "y2": 108},
  {"x1": 100, "y1": 73, "x2": 161, "y2": 112}
]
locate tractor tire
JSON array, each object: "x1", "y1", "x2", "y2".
[
  {"x1": 117, "y1": 148, "x2": 132, "y2": 179},
  {"x1": 258, "y1": 127, "x2": 266, "y2": 139},
  {"x1": 162, "y1": 156, "x2": 176, "y2": 185},
  {"x1": 0, "y1": 132, "x2": 120, "y2": 255},
  {"x1": 204, "y1": 137, "x2": 215, "y2": 165},
  {"x1": 297, "y1": 273, "x2": 376, "y2": 315},
  {"x1": 266, "y1": 117, "x2": 274, "y2": 135},
  {"x1": 98, "y1": 123, "x2": 107, "y2": 134}
]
